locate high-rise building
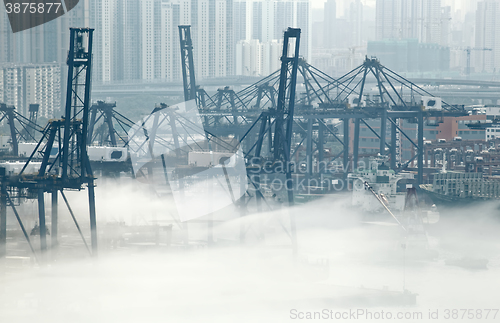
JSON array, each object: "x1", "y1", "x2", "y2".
[
  {"x1": 159, "y1": 0, "x2": 190, "y2": 81},
  {"x1": 349, "y1": 0, "x2": 363, "y2": 47},
  {"x1": 191, "y1": 0, "x2": 234, "y2": 78},
  {"x1": 0, "y1": 9, "x2": 70, "y2": 64},
  {"x1": 323, "y1": 0, "x2": 337, "y2": 49},
  {"x1": 117, "y1": 0, "x2": 142, "y2": 81},
  {"x1": 235, "y1": 38, "x2": 281, "y2": 76},
  {"x1": 236, "y1": 39, "x2": 262, "y2": 76},
  {"x1": 140, "y1": 0, "x2": 162, "y2": 80},
  {"x1": 475, "y1": 0, "x2": 500, "y2": 73},
  {"x1": 0, "y1": 2, "x2": 88, "y2": 118},
  {"x1": 418, "y1": 0, "x2": 442, "y2": 44},
  {"x1": 89, "y1": 0, "x2": 196, "y2": 83},
  {"x1": 261, "y1": 39, "x2": 281, "y2": 75},
  {"x1": 252, "y1": 1, "x2": 263, "y2": 41},
  {"x1": 295, "y1": 0, "x2": 311, "y2": 60},
  {"x1": 234, "y1": 0, "x2": 248, "y2": 42},
  {"x1": 375, "y1": 0, "x2": 402, "y2": 40},
  {"x1": 440, "y1": 6, "x2": 451, "y2": 47},
  {"x1": 274, "y1": 0, "x2": 293, "y2": 41},
  {"x1": 88, "y1": 0, "x2": 233, "y2": 82},
  {"x1": 375, "y1": 0, "x2": 443, "y2": 45},
  {"x1": 0, "y1": 63, "x2": 61, "y2": 118},
  {"x1": 0, "y1": 0, "x2": 89, "y2": 64},
  {"x1": 248, "y1": 0, "x2": 311, "y2": 60}
]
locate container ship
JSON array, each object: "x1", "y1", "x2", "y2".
[{"x1": 419, "y1": 171, "x2": 500, "y2": 207}]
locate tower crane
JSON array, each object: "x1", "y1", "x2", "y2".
[{"x1": 453, "y1": 47, "x2": 493, "y2": 78}]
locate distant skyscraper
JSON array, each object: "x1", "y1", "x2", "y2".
[
  {"x1": 89, "y1": 0, "x2": 107, "y2": 82},
  {"x1": 418, "y1": 0, "x2": 442, "y2": 44},
  {"x1": 375, "y1": 0, "x2": 402, "y2": 40},
  {"x1": 234, "y1": 0, "x2": 248, "y2": 42},
  {"x1": 251, "y1": 0, "x2": 275, "y2": 43},
  {"x1": 159, "y1": 0, "x2": 190, "y2": 81},
  {"x1": 0, "y1": 5, "x2": 76, "y2": 65},
  {"x1": 0, "y1": 3, "x2": 89, "y2": 117},
  {"x1": 235, "y1": 38, "x2": 281, "y2": 76},
  {"x1": 295, "y1": 0, "x2": 311, "y2": 60},
  {"x1": 252, "y1": 1, "x2": 263, "y2": 41},
  {"x1": 191, "y1": 0, "x2": 234, "y2": 78},
  {"x1": 274, "y1": 0, "x2": 293, "y2": 41},
  {"x1": 249, "y1": 0, "x2": 311, "y2": 60},
  {"x1": 475, "y1": 0, "x2": 500, "y2": 73},
  {"x1": 140, "y1": 0, "x2": 162, "y2": 80},
  {"x1": 67, "y1": 0, "x2": 90, "y2": 27},
  {"x1": 440, "y1": 6, "x2": 451, "y2": 47},
  {"x1": 236, "y1": 39, "x2": 262, "y2": 76},
  {"x1": 117, "y1": 0, "x2": 142, "y2": 81},
  {"x1": 90, "y1": 0, "x2": 193, "y2": 82},
  {"x1": 324, "y1": 0, "x2": 337, "y2": 49},
  {"x1": 376, "y1": 0, "x2": 443, "y2": 45},
  {"x1": 90, "y1": 0, "x2": 141, "y2": 82},
  {"x1": 349, "y1": 0, "x2": 363, "y2": 47},
  {"x1": 261, "y1": 39, "x2": 281, "y2": 74},
  {"x1": 0, "y1": 63, "x2": 61, "y2": 118}
]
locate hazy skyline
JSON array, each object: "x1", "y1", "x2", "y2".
[{"x1": 311, "y1": 0, "x2": 376, "y2": 9}]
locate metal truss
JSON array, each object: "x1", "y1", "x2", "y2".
[
  {"x1": 0, "y1": 28, "x2": 98, "y2": 261},
  {"x1": 87, "y1": 101, "x2": 134, "y2": 147},
  {"x1": 0, "y1": 103, "x2": 43, "y2": 156}
]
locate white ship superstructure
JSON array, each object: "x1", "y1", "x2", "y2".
[{"x1": 348, "y1": 158, "x2": 415, "y2": 213}]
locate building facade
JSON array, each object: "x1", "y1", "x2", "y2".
[
  {"x1": 1, "y1": 0, "x2": 308, "y2": 86},
  {"x1": 235, "y1": 38, "x2": 281, "y2": 76},
  {"x1": 0, "y1": 63, "x2": 62, "y2": 119},
  {"x1": 367, "y1": 39, "x2": 450, "y2": 72},
  {"x1": 241, "y1": 0, "x2": 311, "y2": 60},
  {"x1": 375, "y1": 0, "x2": 446, "y2": 46},
  {"x1": 88, "y1": 0, "x2": 234, "y2": 82},
  {"x1": 348, "y1": 114, "x2": 487, "y2": 163},
  {"x1": 323, "y1": 0, "x2": 336, "y2": 49},
  {"x1": 234, "y1": 0, "x2": 311, "y2": 75},
  {"x1": 475, "y1": 0, "x2": 500, "y2": 73}
]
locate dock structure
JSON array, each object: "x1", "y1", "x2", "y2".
[
  {"x1": 3, "y1": 24, "x2": 498, "y2": 258},
  {"x1": 0, "y1": 28, "x2": 97, "y2": 262}
]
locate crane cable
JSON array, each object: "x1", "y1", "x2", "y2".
[{"x1": 363, "y1": 181, "x2": 407, "y2": 232}]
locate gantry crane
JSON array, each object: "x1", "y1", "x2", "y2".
[
  {"x1": 0, "y1": 28, "x2": 98, "y2": 261},
  {"x1": 0, "y1": 103, "x2": 43, "y2": 156},
  {"x1": 178, "y1": 25, "x2": 212, "y2": 108}
]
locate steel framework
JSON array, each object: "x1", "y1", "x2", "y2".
[
  {"x1": 0, "y1": 28, "x2": 97, "y2": 261},
  {"x1": 196, "y1": 56, "x2": 467, "y2": 185},
  {"x1": 179, "y1": 25, "x2": 213, "y2": 108},
  {"x1": 87, "y1": 100, "x2": 134, "y2": 147},
  {"x1": 0, "y1": 103, "x2": 43, "y2": 156}
]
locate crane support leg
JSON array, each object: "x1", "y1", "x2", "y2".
[
  {"x1": 51, "y1": 190, "x2": 58, "y2": 248},
  {"x1": 38, "y1": 189, "x2": 47, "y2": 253}
]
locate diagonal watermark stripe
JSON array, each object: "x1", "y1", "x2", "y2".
[
  {"x1": 128, "y1": 100, "x2": 248, "y2": 222},
  {"x1": 3, "y1": 0, "x2": 79, "y2": 33}
]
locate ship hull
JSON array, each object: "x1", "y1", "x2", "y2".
[{"x1": 419, "y1": 185, "x2": 499, "y2": 208}]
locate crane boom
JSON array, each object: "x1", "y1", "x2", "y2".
[{"x1": 465, "y1": 47, "x2": 492, "y2": 78}]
